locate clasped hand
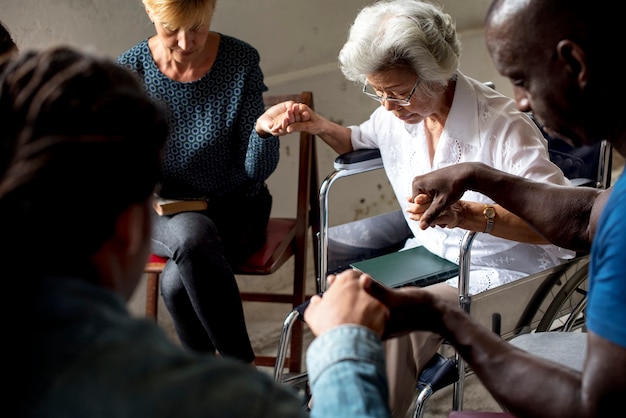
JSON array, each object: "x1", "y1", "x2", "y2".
[
  {"x1": 406, "y1": 192, "x2": 467, "y2": 231},
  {"x1": 304, "y1": 269, "x2": 449, "y2": 340},
  {"x1": 256, "y1": 101, "x2": 315, "y2": 137}
]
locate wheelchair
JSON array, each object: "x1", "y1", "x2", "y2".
[{"x1": 273, "y1": 133, "x2": 612, "y2": 416}]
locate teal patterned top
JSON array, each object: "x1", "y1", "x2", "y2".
[{"x1": 117, "y1": 34, "x2": 279, "y2": 199}]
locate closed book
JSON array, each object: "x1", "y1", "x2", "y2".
[
  {"x1": 153, "y1": 196, "x2": 208, "y2": 216},
  {"x1": 350, "y1": 245, "x2": 459, "y2": 288}
]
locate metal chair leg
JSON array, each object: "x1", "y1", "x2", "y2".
[
  {"x1": 274, "y1": 309, "x2": 302, "y2": 382},
  {"x1": 413, "y1": 353, "x2": 459, "y2": 417}
]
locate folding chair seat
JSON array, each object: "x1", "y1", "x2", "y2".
[{"x1": 143, "y1": 91, "x2": 320, "y2": 374}]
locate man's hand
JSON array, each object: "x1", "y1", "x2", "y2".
[
  {"x1": 410, "y1": 163, "x2": 481, "y2": 229},
  {"x1": 304, "y1": 269, "x2": 390, "y2": 337},
  {"x1": 406, "y1": 193, "x2": 469, "y2": 230},
  {"x1": 304, "y1": 267, "x2": 461, "y2": 340},
  {"x1": 360, "y1": 276, "x2": 452, "y2": 339}
]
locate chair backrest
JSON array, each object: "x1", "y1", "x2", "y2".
[
  {"x1": 234, "y1": 91, "x2": 319, "y2": 277},
  {"x1": 531, "y1": 113, "x2": 613, "y2": 189},
  {"x1": 548, "y1": 138, "x2": 612, "y2": 188}
]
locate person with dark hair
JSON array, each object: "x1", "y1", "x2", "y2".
[{"x1": 0, "y1": 19, "x2": 17, "y2": 60}]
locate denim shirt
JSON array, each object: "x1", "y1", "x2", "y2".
[
  {"x1": 27, "y1": 275, "x2": 390, "y2": 417},
  {"x1": 24, "y1": 276, "x2": 307, "y2": 418},
  {"x1": 307, "y1": 325, "x2": 391, "y2": 417}
]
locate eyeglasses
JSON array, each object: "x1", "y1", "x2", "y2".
[{"x1": 362, "y1": 78, "x2": 421, "y2": 106}]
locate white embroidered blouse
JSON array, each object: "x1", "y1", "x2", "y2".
[{"x1": 349, "y1": 71, "x2": 575, "y2": 295}]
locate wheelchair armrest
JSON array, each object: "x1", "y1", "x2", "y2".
[
  {"x1": 294, "y1": 298, "x2": 312, "y2": 319},
  {"x1": 334, "y1": 149, "x2": 383, "y2": 171},
  {"x1": 569, "y1": 178, "x2": 598, "y2": 188},
  {"x1": 417, "y1": 352, "x2": 459, "y2": 392}
]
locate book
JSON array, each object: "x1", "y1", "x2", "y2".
[
  {"x1": 152, "y1": 196, "x2": 208, "y2": 216},
  {"x1": 350, "y1": 245, "x2": 459, "y2": 288}
]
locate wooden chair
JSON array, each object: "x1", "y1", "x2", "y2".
[{"x1": 144, "y1": 91, "x2": 319, "y2": 373}]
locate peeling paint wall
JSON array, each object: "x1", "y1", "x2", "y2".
[{"x1": 3, "y1": 0, "x2": 510, "y2": 226}]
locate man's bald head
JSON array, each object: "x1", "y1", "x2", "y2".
[{"x1": 484, "y1": 0, "x2": 622, "y2": 148}]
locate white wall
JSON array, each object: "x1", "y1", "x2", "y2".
[{"x1": 2, "y1": 0, "x2": 512, "y2": 225}]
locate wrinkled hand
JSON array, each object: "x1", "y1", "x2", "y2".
[
  {"x1": 256, "y1": 101, "x2": 312, "y2": 137},
  {"x1": 304, "y1": 269, "x2": 390, "y2": 337},
  {"x1": 406, "y1": 193, "x2": 468, "y2": 230},
  {"x1": 410, "y1": 164, "x2": 476, "y2": 230}
]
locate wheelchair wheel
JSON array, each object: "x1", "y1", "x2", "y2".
[{"x1": 535, "y1": 262, "x2": 589, "y2": 332}]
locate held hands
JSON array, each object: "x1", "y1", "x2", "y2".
[
  {"x1": 255, "y1": 101, "x2": 317, "y2": 138},
  {"x1": 406, "y1": 193, "x2": 469, "y2": 230},
  {"x1": 360, "y1": 274, "x2": 449, "y2": 339},
  {"x1": 257, "y1": 101, "x2": 328, "y2": 137},
  {"x1": 409, "y1": 163, "x2": 477, "y2": 229},
  {"x1": 304, "y1": 270, "x2": 390, "y2": 337},
  {"x1": 256, "y1": 100, "x2": 310, "y2": 137},
  {"x1": 304, "y1": 269, "x2": 451, "y2": 340}
]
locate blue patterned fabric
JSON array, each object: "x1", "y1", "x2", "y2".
[{"x1": 117, "y1": 35, "x2": 279, "y2": 200}]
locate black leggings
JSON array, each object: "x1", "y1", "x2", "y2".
[{"x1": 151, "y1": 186, "x2": 271, "y2": 362}]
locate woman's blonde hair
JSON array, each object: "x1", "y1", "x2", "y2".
[{"x1": 142, "y1": 0, "x2": 217, "y2": 29}]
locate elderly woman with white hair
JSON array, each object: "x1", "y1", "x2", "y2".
[{"x1": 272, "y1": 0, "x2": 574, "y2": 415}]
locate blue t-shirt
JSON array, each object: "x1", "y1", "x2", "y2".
[
  {"x1": 587, "y1": 170, "x2": 626, "y2": 348},
  {"x1": 116, "y1": 34, "x2": 279, "y2": 199}
]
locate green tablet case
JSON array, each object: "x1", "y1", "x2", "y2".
[{"x1": 350, "y1": 246, "x2": 459, "y2": 288}]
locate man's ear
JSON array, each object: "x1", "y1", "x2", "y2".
[
  {"x1": 556, "y1": 39, "x2": 588, "y2": 89},
  {"x1": 90, "y1": 202, "x2": 151, "y2": 295},
  {"x1": 116, "y1": 202, "x2": 151, "y2": 257},
  {"x1": 105, "y1": 202, "x2": 151, "y2": 298}
]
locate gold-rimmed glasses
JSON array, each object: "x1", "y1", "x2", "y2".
[{"x1": 362, "y1": 78, "x2": 421, "y2": 106}]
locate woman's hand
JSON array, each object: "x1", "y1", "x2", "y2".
[
  {"x1": 406, "y1": 193, "x2": 468, "y2": 230},
  {"x1": 255, "y1": 101, "x2": 311, "y2": 137}
]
